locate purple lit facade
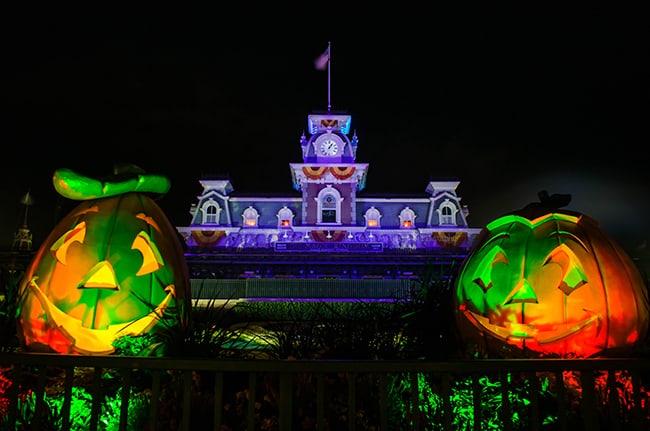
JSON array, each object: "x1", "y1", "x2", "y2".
[{"x1": 176, "y1": 110, "x2": 482, "y2": 300}]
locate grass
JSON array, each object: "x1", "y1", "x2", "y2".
[
  {"x1": 2, "y1": 265, "x2": 650, "y2": 429},
  {"x1": 0, "y1": 266, "x2": 470, "y2": 429}
]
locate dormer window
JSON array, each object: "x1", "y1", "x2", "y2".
[
  {"x1": 437, "y1": 199, "x2": 458, "y2": 226},
  {"x1": 364, "y1": 207, "x2": 381, "y2": 228},
  {"x1": 242, "y1": 206, "x2": 259, "y2": 228},
  {"x1": 277, "y1": 206, "x2": 294, "y2": 228},
  {"x1": 399, "y1": 207, "x2": 416, "y2": 229},
  {"x1": 201, "y1": 199, "x2": 221, "y2": 225}
]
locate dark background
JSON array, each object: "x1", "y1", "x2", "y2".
[{"x1": 2, "y1": 6, "x2": 648, "y2": 255}]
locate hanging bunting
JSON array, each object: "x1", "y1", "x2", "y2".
[
  {"x1": 303, "y1": 166, "x2": 327, "y2": 179},
  {"x1": 433, "y1": 231, "x2": 467, "y2": 248},
  {"x1": 330, "y1": 166, "x2": 355, "y2": 180},
  {"x1": 191, "y1": 230, "x2": 226, "y2": 247}
]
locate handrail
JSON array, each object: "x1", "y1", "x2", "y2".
[
  {"x1": 1, "y1": 352, "x2": 649, "y2": 431},
  {"x1": 4, "y1": 352, "x2": 650, "y2": 372}
]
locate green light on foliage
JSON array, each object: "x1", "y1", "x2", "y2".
[{"x1": 388, "y1": 372, "x2": 556, "y2": 430}]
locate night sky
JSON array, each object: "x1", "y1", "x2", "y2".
[{"x1": 3, "y1": 7, "x2": 648, "y2": 254}]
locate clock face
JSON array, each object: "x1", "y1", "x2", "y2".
[{"x1": 319, "y1": 139, "x2": 339, "y2": 156}]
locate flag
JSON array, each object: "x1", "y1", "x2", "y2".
[
  {"x1": 20, "y1": 191, "x2": 34, "y2": 206},
  {"x1": 314, "y1": 46, "x2": 330, "y2": 70}
]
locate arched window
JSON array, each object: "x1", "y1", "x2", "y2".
[
  {"x1": 242, "y1": 206, "x2": 259, "y2": 228},
  {"x1": 201, "y1": 199, "x2": 221, "y2": 225},
  {"x1": 399, "y1": 207, "x2": 416, "y2": 229},
  {"x1": 364, "y1": 206, "x2": 381, "y2": 228},
  {"x1": 437, "y1": 199, "x2": 458, "y2": 225},
  {"x1": 277, "y1": 206, "x2": 294, "y2": 228},
  {"x1": 316, "y1": 185, "x2": 343, "y2": 224}
]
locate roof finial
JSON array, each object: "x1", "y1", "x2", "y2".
[{"x1": 12, "y1": 189, "x2": 34, "y2": 251}]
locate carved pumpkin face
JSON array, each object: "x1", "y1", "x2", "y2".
[
  {"x1": 17, "y1": 192, "x2": 190, "y2": 355},
  {"x1": 455, "y1": 210, "x2": 650, "y2": 358}
]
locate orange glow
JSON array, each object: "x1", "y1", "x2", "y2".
[
  {"x1": 455, "y1": 210, "x2": 650, "y2": 358},
  {"x1": 17, "y1": 187, "x2": 190, "y2": 355},
  {"x1": 245, "y1": 219, "x2": 257, "y2": 227},
  {"x1": 402, "y1": 221, "x2": 412, "y2": 228},
  {"x1": 367, "y1": 220, "x2": 378, "y2": 227}
]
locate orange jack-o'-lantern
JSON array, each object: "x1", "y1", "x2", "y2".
[
  {"x1": 454, "y1": 192, "x2": 650, "y2": 358},
  {"x1": 17, "y1": 165, "x2": 190, "y2": 355}
]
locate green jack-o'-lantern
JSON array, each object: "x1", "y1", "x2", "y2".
[
  {"x1": 17, "y1": 165, "x2": 191, "y2": 355},
  {"x1": 454, "y1": 191, "x2": 650, "y2": 358}
]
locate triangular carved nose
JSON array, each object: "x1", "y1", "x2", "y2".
[
  {"x1": 81, "y1": 261, "x2": 118, "y2": 290},
  {"x1": 505, "y1": 281, "x2": 538, "y2": 305}
]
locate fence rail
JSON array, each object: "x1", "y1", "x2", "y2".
[{"x1": 1, "y1": 353, "x2": 649, "y2": 431}]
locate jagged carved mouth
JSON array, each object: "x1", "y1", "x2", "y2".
[
  {"x1": 25, "y1": 278, "x2": 175, "y2": 354},
  {"x1": 463, "y1": 309, "x2": 602, "y2": 344}
]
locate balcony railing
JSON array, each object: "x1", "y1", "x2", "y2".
[
  {"x1": 1, "y1": 352, "x2": 649, "y2": 431},
  {"x1": 190, "y1": 277, "x2": 418, "y2": 300}
]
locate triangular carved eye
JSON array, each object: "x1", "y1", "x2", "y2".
[
  {"x1": 543, "y1": 245, "x2": 587, "y2": 296},
  {"x1": 132, "y1": 231, "x2": 164, "y2": 276},
  {"x1": 472, "y1": 247, "x2": 508, "y2": 293},
  {"x1": 51, "y1": 222, "x2": 87, "y2": 265}
]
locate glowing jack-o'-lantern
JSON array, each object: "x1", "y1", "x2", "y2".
[
  {"x1": 17, "y1": 165, "x2": 191, "y2": 355},
  {"x1": 454, "y1": 192, "x2": 650, "y2": 358}
]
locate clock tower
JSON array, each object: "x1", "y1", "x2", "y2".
[{"x1": 290, "y1": 112, "x2": 368, "y2": 226}]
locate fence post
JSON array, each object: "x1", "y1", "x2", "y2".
[{"x1": 279, "y1": 373, "x2": 292, "y2": 431}]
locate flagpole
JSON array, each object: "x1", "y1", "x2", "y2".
[
  {"x1": 327, "y1": 41, "x2": 331, "y2": 113},
  {"x1": 315, "y1": 42, "x2": 332, "y2": 112},
  {"x1": 20, "y1": 190, "x2": 33, "y2": 226}
]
